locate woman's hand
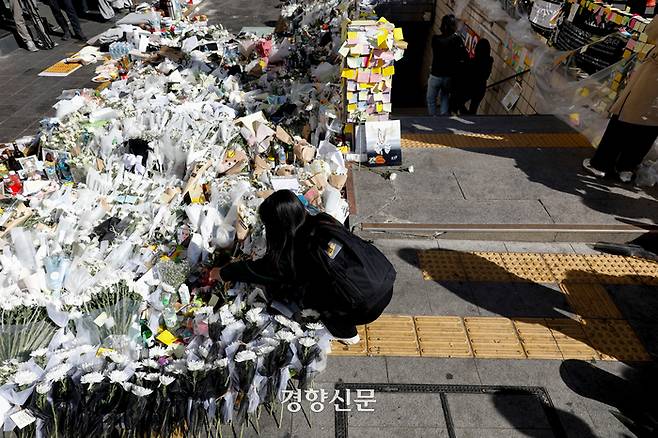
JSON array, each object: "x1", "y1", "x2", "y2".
[{"x1": 209, "y1": 267, "x2": 222, "y2": 283}]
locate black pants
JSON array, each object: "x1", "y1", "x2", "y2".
[
  {"x1": 320, "y1": 287, "x2": 394, "y2": 338},
  {"x1": 47, "y1": 0, "x2": 81, "y2": 36},
  {"x1": 590, "y1": 116, "x2": 658, "y2": 174}
]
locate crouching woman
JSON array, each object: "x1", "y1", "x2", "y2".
[{"x1": 214, "y1": 190, "x2": 395, "y2": 344}]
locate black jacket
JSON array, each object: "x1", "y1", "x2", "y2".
[
  {"x1": 431, "y1": 33, "x2": 468, "y2": 78},
  {"x1": 221, "y1": 213, "x2": 338, "y2": 309}
]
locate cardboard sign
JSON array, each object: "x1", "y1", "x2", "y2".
[{"x1": 364, "y1": 120, "x2": 402, "y2": 166}]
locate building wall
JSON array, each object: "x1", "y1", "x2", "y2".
[{"x1": 426, "y1": 0, "x2": 543, "y2": 115}]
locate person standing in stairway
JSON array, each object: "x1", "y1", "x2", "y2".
[
  {"x1": 426, "y1": 14, "x2": 467, "y2": 116},
  {"x1": 45, "y1": 0, "x2": 87, "y2": 41},
  {"x1": 9, "y1": 0, "x2": 38, "y2": 51},
  {"x1": 457, "y1": 38, "x2": 494, "y2": 115},
  {"x1": 583, "y1": 18, "x2": 658, "y2": 183}
]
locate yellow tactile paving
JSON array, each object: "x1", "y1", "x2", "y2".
[
  {"x1": 513, "y1": 318, "x2": 563, "y2": 360},
  {"x1": 559, "y1": 283, "x2": 623, "y2": 319},
  {"x1": 330, "y1": 326, "x2": 367, "y2": 356},
  {"x1": 540, "y1": 253, "x2": 599, "y2": 283},
  {"x1": 365, "y1": 315, "x2": 419, "y2": 356},
  {"x1": 499, "y1": 253, "x2": 556, "y2": 283},
  {"x1": 625, "y1": 257, "x2": 658, "y2": 286},
  {"x1": 415, "y1": 316, "x2": 472, "y2": 358},
  {"x1": 418, "y1": 250, "x2": 466, "y2": 281},
  {"x1": 417, "y1": 250, "x2": 653, "y2": 286},
  {"x1": 401, "y1": 132, "x2": 592, "y2": 149},
  {"x1": 582, "y1": 255, "x2": 641, "y2": 285},
  {"x1": 464, "y1": 317, "x2": 526, "y2": 359},
  {"x1": 581, "y1": 319, "x2": 651, "y2": 362},
  {"x1": 328, "y1": 315, "x2": 651, "y2": 361},
  {"x1": 460, "y1": 252, "x2": 512, "y2": 282},
  {"x1": 545, "y1": 319, "x2": 601, "y2": 361}
]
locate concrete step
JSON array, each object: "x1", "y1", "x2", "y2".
[{"x1": 394, "y1": 115, "x2": 578, "y2": 135}]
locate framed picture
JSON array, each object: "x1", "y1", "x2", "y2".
[{"x1": 364, "y1": 120, "x2": 402, "y2": 166}]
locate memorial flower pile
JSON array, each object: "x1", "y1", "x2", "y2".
[{"x1": 0, "y1": 0, "x2": 372, "y2": 435}]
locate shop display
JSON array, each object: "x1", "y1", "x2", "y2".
[{"x1": 0, "y1": 0, "x2": 391, "y2": 435}]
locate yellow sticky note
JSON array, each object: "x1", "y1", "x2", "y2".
[
  {"x1": 393, "y1": 28, "x2": 404, "y2": 41},
  {"x1": 622, "y1": 50, "x2": 631, "y2": 59},
  {"x1": 639, "y1": 33, "x2": 648, "y2": 43},
  {"x1": 346, "y1": 91, "x2": 354, "y2": 99},
  {"x1": 383, "y1": 65, "x2": 395, "y2": 76},
  {"x1": 341, "y1": 69, "x2": 357, "y2": 79},
  {"x1": 372, "y1": 67, "x2": 382, "y2": 75},
  {"x1": 347, "y1": 31, "x2": 358, "y2": 42},
  {"x1": 347, "y1": 103, "x2": 357, "y2": 112},
  {"x1": 378, "y1": 17, "x2": 390, "y2": 24},
  {"x1": 359, "y1": 83, "x2": 374, "y2": 89},
  {"x1": 377, "y1": 31, "x2": 388, "y2": 47},
  {"x1": 157, "y1": 330, "x2": 178, "y2": 346},
  {"x1": 376, "y1": 103, "x2": 383, "y2": 112},
  {"x1": 344, "y1": 124, "x2": 354, "y2": 134}
]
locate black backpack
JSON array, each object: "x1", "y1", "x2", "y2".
[{"x1": 309, "y1": 216, "x2": 396, "y2": 312}]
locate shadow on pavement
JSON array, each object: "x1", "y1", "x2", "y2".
[
  {"x1": 396, "y1": 247, "x2": 658, "y2": 437},
  {"x1": 560, "y1": 360, "x2": 658, "y2": 438}
]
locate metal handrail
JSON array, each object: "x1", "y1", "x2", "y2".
[{"x1": 486, "y1": 68, "x2": 531, "y2": 89}]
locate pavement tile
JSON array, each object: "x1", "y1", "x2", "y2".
[
  {"x1": 385, "y1": 357, "x2": 481, "y2": 385},
  {"x1": 453, "y1": 428, "x2": 555, "y2": 438},
  {"x1": 426, "y1": 281, "x2": 481, "y2": 316},
  {"x1": 242, "y1": 407, "x2": 293, "y2": 438},
  {"x1": 316, "y1": 356, "x2": 388, "y2": 384},
  {"x1": 347, "y1": 393, "x2": 445, "y2": 428},
  {"x1": 383, "y1": 275, "x2": 433, "y2": 315},
  {"x1": 349, "y1": 426, "x2": 448, "y2": 437},
  {"x1": 437, "y1": 240, "x2": 507, "y2": 252},
  {"x1": 504, "y1": 242, "x2": 576, "y2": 254},
  {"x1": 446, "y1": 393, "x2": 551, "y2": 429}
]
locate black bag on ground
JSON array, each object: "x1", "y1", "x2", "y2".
[{"x1": 309, "y1": 217, "x2": 396, "y2": 312}]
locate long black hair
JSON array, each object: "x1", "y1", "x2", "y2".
[
  {"x1": 440, "y1": 14, "x2": 457, "y2": 36},
  {"x1": 258, "y1": 190, "x2": 307, "y2": 279},
  {"x1": 474, "y1": 38, "x2": 491, "y2": 60}
]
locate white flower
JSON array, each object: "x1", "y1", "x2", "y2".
[
  {"x1": 300, "y1": 309, "x2": 320, "y2": 319},
  {"x1": 274, "y1": 315, "x2": 291, "y2": 326},
  {"x1": 234, "y1": 350, "x2": 257, "y2": 363},
  {"x1": 29, "y1": 348, "x2": 49, "y2": 358},
  {"x1": 149, "y1": 346, "x2": 169, "y2": 358},
  {"x1": 256, "y1": 344, "x2": 276, "y2": 355},
  {"x1": 11, "y1": 370, "x2": 38, "y2": 387},
  {"x1": 276, "y1": 330, "x2": 296, "y2": 343},
  {"x1": 80, "y1": 372, "x2": 105, "y2": 386},
  {"x1": 108, "y1": 369, "x2": 131, "y2": 383},
  {"x1": 142, "y1": 359, "x2": 160, "y2": 369},
  {"x1": 215, "y1": 358, "x2": 228, "y2": 368},
  {"x1": 245, "y1": 307, "x2": 264, "y2": 324},
  {"x1": 36, "y1": 382, "x2": 52, "y2": 394},
  {"x1": 144, "y1": 373, "x2": 160, "y2": 382},
  {"x1": 108, "y1": 352, "x2": 128, "y2": 365},
  {"x1": 299, "y1": 337, "x2": 317, "y2": 348},
  {"x1": 131, "y1": 385, "x2": 153, "y2": 397},
  {"x1": 187, "y1": 360, "x2": 205, "y2": 372},
  {"x1": 45, "y1": 363, "x2": 72, "y2": 382},
  {"x1": 389, "y1": 172, "x2": 397, "y2": 181},
  {"x1": 306, "y1": 322, "x2": 325, "y2": 331},
  {"x1": 159, "y1": 375, "x2": 175, "y2": 386}
]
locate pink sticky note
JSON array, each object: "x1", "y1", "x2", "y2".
[
  {"x1": 370, "y1": 73, "x2": 382, "y2": 82},
  {"x1": 357, "y1": 70, "x2": 370, "y2": 83}
]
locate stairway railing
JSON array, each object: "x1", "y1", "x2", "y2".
[{"x1": 486, "y1": 68, "x2": 531, "y2": 90}]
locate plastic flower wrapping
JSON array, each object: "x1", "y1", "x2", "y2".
[{"x1": 0, "y1": 0, "x2": 362, "y2": 435}]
